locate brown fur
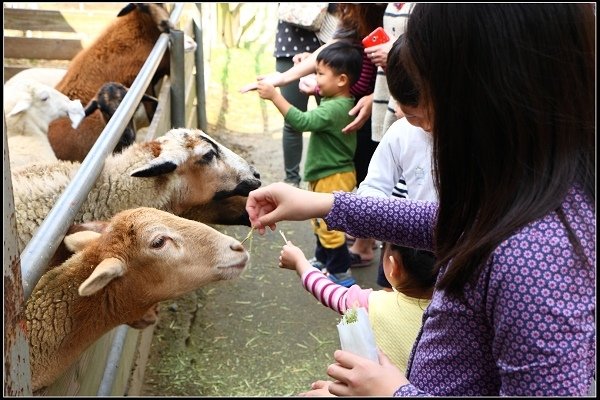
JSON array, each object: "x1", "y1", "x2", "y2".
[
  {"x1": 47, "y1": 221, "x2": 109, "y2": 271},
  {"x1": 182, "y1": 195, "x2": 252, "y2": 227},
  {"x1": 48, "y1": 3, "x2": 173, "y2": 162},
  {"x1": 25, "y1": 207, "x2": 249, "y2": 392}
]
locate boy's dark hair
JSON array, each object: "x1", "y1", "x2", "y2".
[
  {"x1": 386, "y1": 35, "x2": 419, "y2": 107},
  {"x1": 316, "y1": 40, "x2": 363, "y2": 87},
  {"x1": 386, "y1": 242, "x2": 436, "y2": 293}
]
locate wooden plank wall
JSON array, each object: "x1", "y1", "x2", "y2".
[{"x1": 3, "y1": 6, "x2": 119, "y2": 81}]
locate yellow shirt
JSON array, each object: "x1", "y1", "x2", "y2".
[{"x1": 367, "y1": 289, "x2": 430, "y2": 373}]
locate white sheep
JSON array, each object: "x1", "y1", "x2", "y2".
[
  {"x1": 11, "y1": 127, "x2": 261, "y2": 254},
  {"x1": 25, "y1": 206, "x2": 249, "y2": 392},
  {"x1": 4, "y1": 78, "x2": 85, "y2": 169}
]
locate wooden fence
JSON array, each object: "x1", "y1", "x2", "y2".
[{"x1": 3, "y1": 5, "x2": 121, "y2": 81}]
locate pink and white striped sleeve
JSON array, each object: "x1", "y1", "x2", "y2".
[{"x1": 301, "y1": 268, "x2": 373, "y2": 314}]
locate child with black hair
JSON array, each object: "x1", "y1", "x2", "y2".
[
  {"x1": 257, "y1": 40, "x2": 364, "y2": 288},
  {"x1": 278, "y1": 239, "x2": 435, "y2": 374}
]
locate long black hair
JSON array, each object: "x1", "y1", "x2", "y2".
[
  {"x1": 386, "y1": 35, "x2": 419, "y2": 107},
  {"x1": 399, "y1": 4, "x2": 595, "y2": 295}
]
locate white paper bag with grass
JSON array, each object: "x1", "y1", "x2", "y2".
[{"x1": 336, "y1": 307, "x2": 378, "y2": 362}]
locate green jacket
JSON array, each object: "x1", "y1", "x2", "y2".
[{"x1": 285, "y1": 96, "x2": 356, "y2": 182}]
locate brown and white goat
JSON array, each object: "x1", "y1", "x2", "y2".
[
  {"x1": 11, "y1": 128, "x2": 261, "y2": 254},
  {"x1": 82, "y1": 81, "x2": 158, "y2": 153},
  {"x1": 47, "y1": 3, "x2": 191, "y2": 162},
  {"x1": 24, "y1": 207, "x2": 249, "y2": 392}
]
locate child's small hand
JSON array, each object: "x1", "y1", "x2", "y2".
[
  {"x1": 257, "y1": 81, "x2": 277, "y2": 100},
  {"x1": 279, "y1": 241, "x2": 306, "y2": 272},
  {"x1": 299, "y1": 380, "x2": 336, "y2": 397}
]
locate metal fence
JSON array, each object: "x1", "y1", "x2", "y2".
[{"x1": 3, "y1": 3, "x2": 206, "y2": 395}]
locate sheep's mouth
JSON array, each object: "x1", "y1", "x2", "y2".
[
  {"x1": 213, "y1": 179, "x2": 261, "y2": 199},
  {"x1": 218, "y1": 261, "x2": 246, "y2": 270},
  {"x1": 217, "y1": 260, "x2": 247, "y2": 279},
  {"x1": 218, "y1": 252, "x2": 249, "y2": 272}
]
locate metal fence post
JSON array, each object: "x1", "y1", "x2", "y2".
[
  {"x1": 169, "y1": 29, "x2": 185, "y2": 128},
  {"x1": 3, "y1": 112, "x2": 33, "y2": 396},
  {"x1": 194, "y1": 3, "x2": 208, "y2": 132}
]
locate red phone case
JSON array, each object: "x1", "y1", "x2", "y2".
[{"x1": 362, "y1": 27, "x2": 390, "y2": 48}]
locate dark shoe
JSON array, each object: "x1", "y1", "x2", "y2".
[
  {"x1": 349, "y1": 251, "x2": 373, "y2": 268},
  {"x1": 326, "y1": 271, "x2": 356, "y2": 287}
]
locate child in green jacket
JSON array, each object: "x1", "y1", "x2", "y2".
[{"x1": 257, "y1": 40, "x2": 363, "y2": 287}]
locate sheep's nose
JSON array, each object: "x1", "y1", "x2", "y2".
[
  {"x1": 251, "y1": 167, "x2": 260, "y2": 180},
  {"x1": 231, "y1": 242, "x2": 245, "y2": 252}
]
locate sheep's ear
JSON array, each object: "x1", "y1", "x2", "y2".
[
  {"x1": 7, "y1": 99, "x2": 31, "y2": 117},
  {"x1": 84, "y1": 99, "x2": 99, "y2": 117},
  {"x1": 131, "y1": 161, "x2": 177, "y2": 177},
  {"x1": 64, "y1": 231, "x2": 102, "y2": 253},
  {"x1": 183, "y1": 33, "x2": 197, "y2": 53},
  {"x1": 117, "y1": 3, "x2": 136, "y2": 17},
  {"x1": 79, "y1": 257, "x2": 125, "y2": 296},
  {"x1": 69, "y1": 220, "x2": 109, "y2": 235}
]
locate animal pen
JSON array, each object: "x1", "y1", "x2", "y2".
[{"x1": 4, "y1": 3, "x2": 208, "y2": 395}]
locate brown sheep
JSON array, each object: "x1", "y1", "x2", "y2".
[
  {"x1": 46, "y1": 221, "x2": 160, "y2": 331},
  {"x1": 47, "y1": 3, "x2": 190, "y2": 162},
  {"x1": 24, "y1": 207, "x2": 249, "y2": 392}
]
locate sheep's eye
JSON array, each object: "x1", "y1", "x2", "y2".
[
  {"x1": 198, "y1": 150, "x2": 216, "y2": 164},
  {"x1": 150, "y1": 236, "x2": 167, "y2": 249},
  {"x1": 39, "y1": 92, "x2": 49, "y2": 102}
]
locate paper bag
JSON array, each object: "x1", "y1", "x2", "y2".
[{"x1": 336, "y1": 307, "x2": 378, "y2": 362}]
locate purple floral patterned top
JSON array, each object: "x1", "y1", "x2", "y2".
[{"x1": 324, "y1": 185, "x2": 595, "y2": 396}]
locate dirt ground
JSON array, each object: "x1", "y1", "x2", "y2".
[{"x1": 140, "y1": 127, "x2": 381, "y2": 396}]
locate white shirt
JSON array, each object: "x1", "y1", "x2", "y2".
[{"x1": 357, "y1": 117, "x2": 437, "y2": 201}]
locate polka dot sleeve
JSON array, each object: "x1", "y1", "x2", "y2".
[{"x1": 324, "y1": 191, "x2": 437, "y2": 251}]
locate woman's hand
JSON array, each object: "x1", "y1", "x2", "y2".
[
  {"x1": 342, "y1": 94, "x2": 373, "y2": 133},
  {"x1": 245, "y1": 182, "x2": 335, "y2": 235},
  {"x1": 364, "y1": 41, "x2": 393, "y2": 69},
  {"x1": 325, "y1": 349, "x2": 409, "y2": 396},
  {"x1": 299, "y1": 74, "x2": 318, "y2": 95},
  {"x1": 293, "y1": 52, "x2": 313, "y2": 65}
]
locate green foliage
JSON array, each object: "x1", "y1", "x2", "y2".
[{"x1": 340, "y1": 307, "x2": 358, "y2": 325}]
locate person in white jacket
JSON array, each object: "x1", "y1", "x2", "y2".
[
  {"x1": 357, "y1": 114, "x2": 437, "y2": 289},
  {"x1": 356, "y1": 35, "x2": 438, "y2": 289},
  {"x1": 358, "y1": 116, "x2": 435, "y2": 202}
]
